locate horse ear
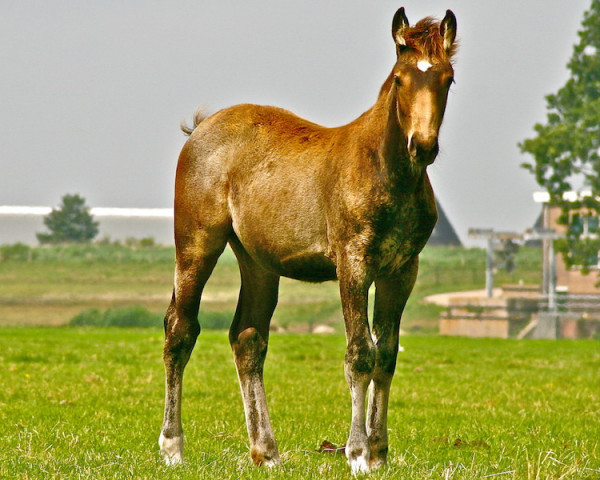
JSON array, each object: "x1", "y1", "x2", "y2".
[
  {"x1": 440, "y1": 9, "x2": 457, "y2": 52},
  {"x1": 392, "y1": 7, "x2": 410, "y2": 47}
]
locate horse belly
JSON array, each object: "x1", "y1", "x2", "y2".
[{"x1": 230, "y1": 190, "x2": 337, "y2": 282}]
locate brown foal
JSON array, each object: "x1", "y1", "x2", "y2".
[{"x1": 159, "y1": 7, "x2": 457, "y2": 474}]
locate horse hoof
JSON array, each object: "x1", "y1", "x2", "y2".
[
  {"x1": 369, "y1": 457, "x2": 387, "y2": 470},
  {"x1": 251, "y1": 450, "x2": 281, "y2": 468},
  {"x1": 349, "y1": 456, "x2": 371, "y2": 475},
  {"x1": 263, "y1": 457, "x2": 281, "y2": 469},
  {"x1": 158, "y1": 433, "x2": 183, "y2": 465}
]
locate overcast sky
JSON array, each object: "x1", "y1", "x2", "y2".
[{"x1": 0, "y1": 1, "x2": 591, "y2": 243}]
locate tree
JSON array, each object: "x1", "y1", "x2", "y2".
[
  {"x1": 37, "y1": 194, "x2": 99, "y2": 244},
  {"x1": 519, "y1": 0, "x2": 600, "y2": 272}
]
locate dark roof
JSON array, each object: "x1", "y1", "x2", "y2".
[
  {"x1": 427, "y1": 200, "x2": 462, "y2": 247},
  {"x1": 524, "y1": 209, "x2": 544, "y2": 247}
]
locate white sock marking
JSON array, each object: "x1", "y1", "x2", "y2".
[
  {"x1": 350, "y1": 456, "x2": 371, "y2": 475},
  {"x1": 159, "y1": 433, "x2": 183, "y2": 465}
]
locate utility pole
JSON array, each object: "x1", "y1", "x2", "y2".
[
  {"x1": 468, "y1": 229, "x2": 523, "y2": 298},
  {"x1": 486, "y1": 236, "x2": 494, "y2": 298},
  {"x1": 524, "y1": 228, "x2": 562, "y2": 312}
]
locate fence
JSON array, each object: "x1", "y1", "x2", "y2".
[{"x1": 539, "y1": 293, "x2": 600, "y2": 316}]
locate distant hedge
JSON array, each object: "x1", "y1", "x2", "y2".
[
  {"x1": 199, "y1": 311, "x2": 232, "y2": 330},
  {"x1": 0, "y1": 242, "x2": 175, "y2": 264},
  {"x1": 0, "y1": 242, "x2": 239, "y2": 266},
  {"x1": 69, "y1": 306, "x2": 163, "y2": 328},
  {"x1": 0, "y1": 243, "x2": 32, "y2": 261},
  {"x1": 69, "y1": 306, "x2": 233, "y2": 330}
]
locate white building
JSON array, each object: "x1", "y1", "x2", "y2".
[{"x1": 0, "y1": 206, "x2": 174, "y2": 245}]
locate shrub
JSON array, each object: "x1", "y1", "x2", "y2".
[
  {"x1": 138, "y1": 237, "x2": 156, "y2": 248},
  {"x1": 69, "y1": 307, "x2": 233, "y2": 329},
  {"x1": 0, "y1": 243, "x2": 32, "y2": 261},
  {"x1": 104, "y1": 306, "x2": 162, "y2": 327},
  {"x1": 200, "y1": 311, "x2": 232, "y2": 330},
  {"x1": 69, "y1": 306, "x2": 162, "y2": 328},
  {"x1": 69, "y1": 308, "x2": 104, "y2": 327}
]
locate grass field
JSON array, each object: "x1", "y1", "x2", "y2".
[
  {"x1": 1, "y1": 328, "x2": 598, "y2": 479},
  {"x1": 0, "y1": 244, "x2": 542, "y2": 332},
  {"x1": 1, "y1": 245, "x2": 598, "y2": 478}
]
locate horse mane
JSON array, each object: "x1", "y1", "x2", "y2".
[
  {"x1": 403, "y1": 17, "x2": 458, "y2": 61},
  {"x1": 377, "y1": 16, "x2": 458, "y2": 98}
]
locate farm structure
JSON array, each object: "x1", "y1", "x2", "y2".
[
  {"x1": 0, "y1": 206, "x2": 173, "y2": 245},
  {"x1": 430, "y1": 286, "x2": 538, "y2": 339},
  {"x1": 433, "y1": 192, "x2": 600, "y2": 340},
  {"x1": 533, "y1": 191, "x2": 600, "y2": 294},
  {"x1": 433, "y1": 285, "x2": 600, "y2": 340}
]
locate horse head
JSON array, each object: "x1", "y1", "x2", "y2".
[{"x1": 391, "y1": 8, "x2": 457, "y2": 166}]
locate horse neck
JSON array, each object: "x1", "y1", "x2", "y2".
[{"x1": 353, "y1": 83, "x2": 427, "y2": 191}]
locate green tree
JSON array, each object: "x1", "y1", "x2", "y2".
[
  {"x1": 37, "y1": 194, "x2": 99, "y2": 244},
  {"x1": 520, "y1": 0, "x2": 600, "y2": 271}
]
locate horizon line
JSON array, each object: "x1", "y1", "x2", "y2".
[{"x1": 0, "y1": 206, "x2": 174, "y2": 218}]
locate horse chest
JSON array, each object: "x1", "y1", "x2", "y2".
[{"x1": 373, "y1": 201, "x2": 437, "y2": 273}]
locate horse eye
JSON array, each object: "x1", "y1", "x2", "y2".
[{"x1": 394, "y1": 75, "x2": 402, "y2": 86}]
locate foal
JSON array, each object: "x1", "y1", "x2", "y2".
[{"x1": 159, "y1": 8, "x2": 457, "y2": 474}]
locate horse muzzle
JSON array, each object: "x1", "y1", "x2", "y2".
[{"x1": 408, "y1": 134, "x2": 439, "y2": 165}]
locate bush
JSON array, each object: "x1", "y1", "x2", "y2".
[
  {"x1": 69, "y1": 307, "x2": 233, "y2": 329},
  {"x1": 138, "y1": 237, "x2": 156, "y2": 248},
  {"x1": 200, "y1": 311, "x2": 232, "y2": 330},
  {"x1": 0, "y1": 243, "x2": 32, "y2": 261},
  {"x1": 103, "y1": 306, "x2": 162, "y2": 328},
  {"x1": 70, "y1": 308, "x2": 104, "y2": 327},
  {"x1": 69, "y1": 306, "x2": 162, "y2": 328}
]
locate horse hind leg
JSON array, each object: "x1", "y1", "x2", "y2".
[
  {"x1": 228, "y1": 240, "x2": 281, "y2": 467},
  {"x1": 159, "y1": 227, "x2": 228, "y2": 465}
]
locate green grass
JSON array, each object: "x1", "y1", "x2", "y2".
[{"x1": 1, "y1": 328, "x2": 598, "y2": 479}]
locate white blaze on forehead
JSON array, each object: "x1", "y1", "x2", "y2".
[{"x1": 417, "y1": 60, "x2": 433, "y2": 72}]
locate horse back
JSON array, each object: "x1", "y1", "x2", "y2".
[{"x1": 176, "y1": 104, "x2": 338, "y2": 281}]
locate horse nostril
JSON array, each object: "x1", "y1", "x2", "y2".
[{"x1": 407, "y1": 135, "x2": 418, "y2": 157}]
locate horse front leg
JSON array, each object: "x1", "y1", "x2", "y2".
[
  {"x1": 338, "y1": 262, "x2": 376, "y2": 475},
  {"x1": 367, "y1": 257, "x2": 418, "y2": 469}
]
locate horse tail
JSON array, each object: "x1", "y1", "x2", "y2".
[{"x1": 180, "y1": 108, "x2": 207, "y2": 136}]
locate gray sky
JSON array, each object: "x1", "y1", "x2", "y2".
[{"x1": 0, "y1": 1, "x2": 591, "y2": 244}]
